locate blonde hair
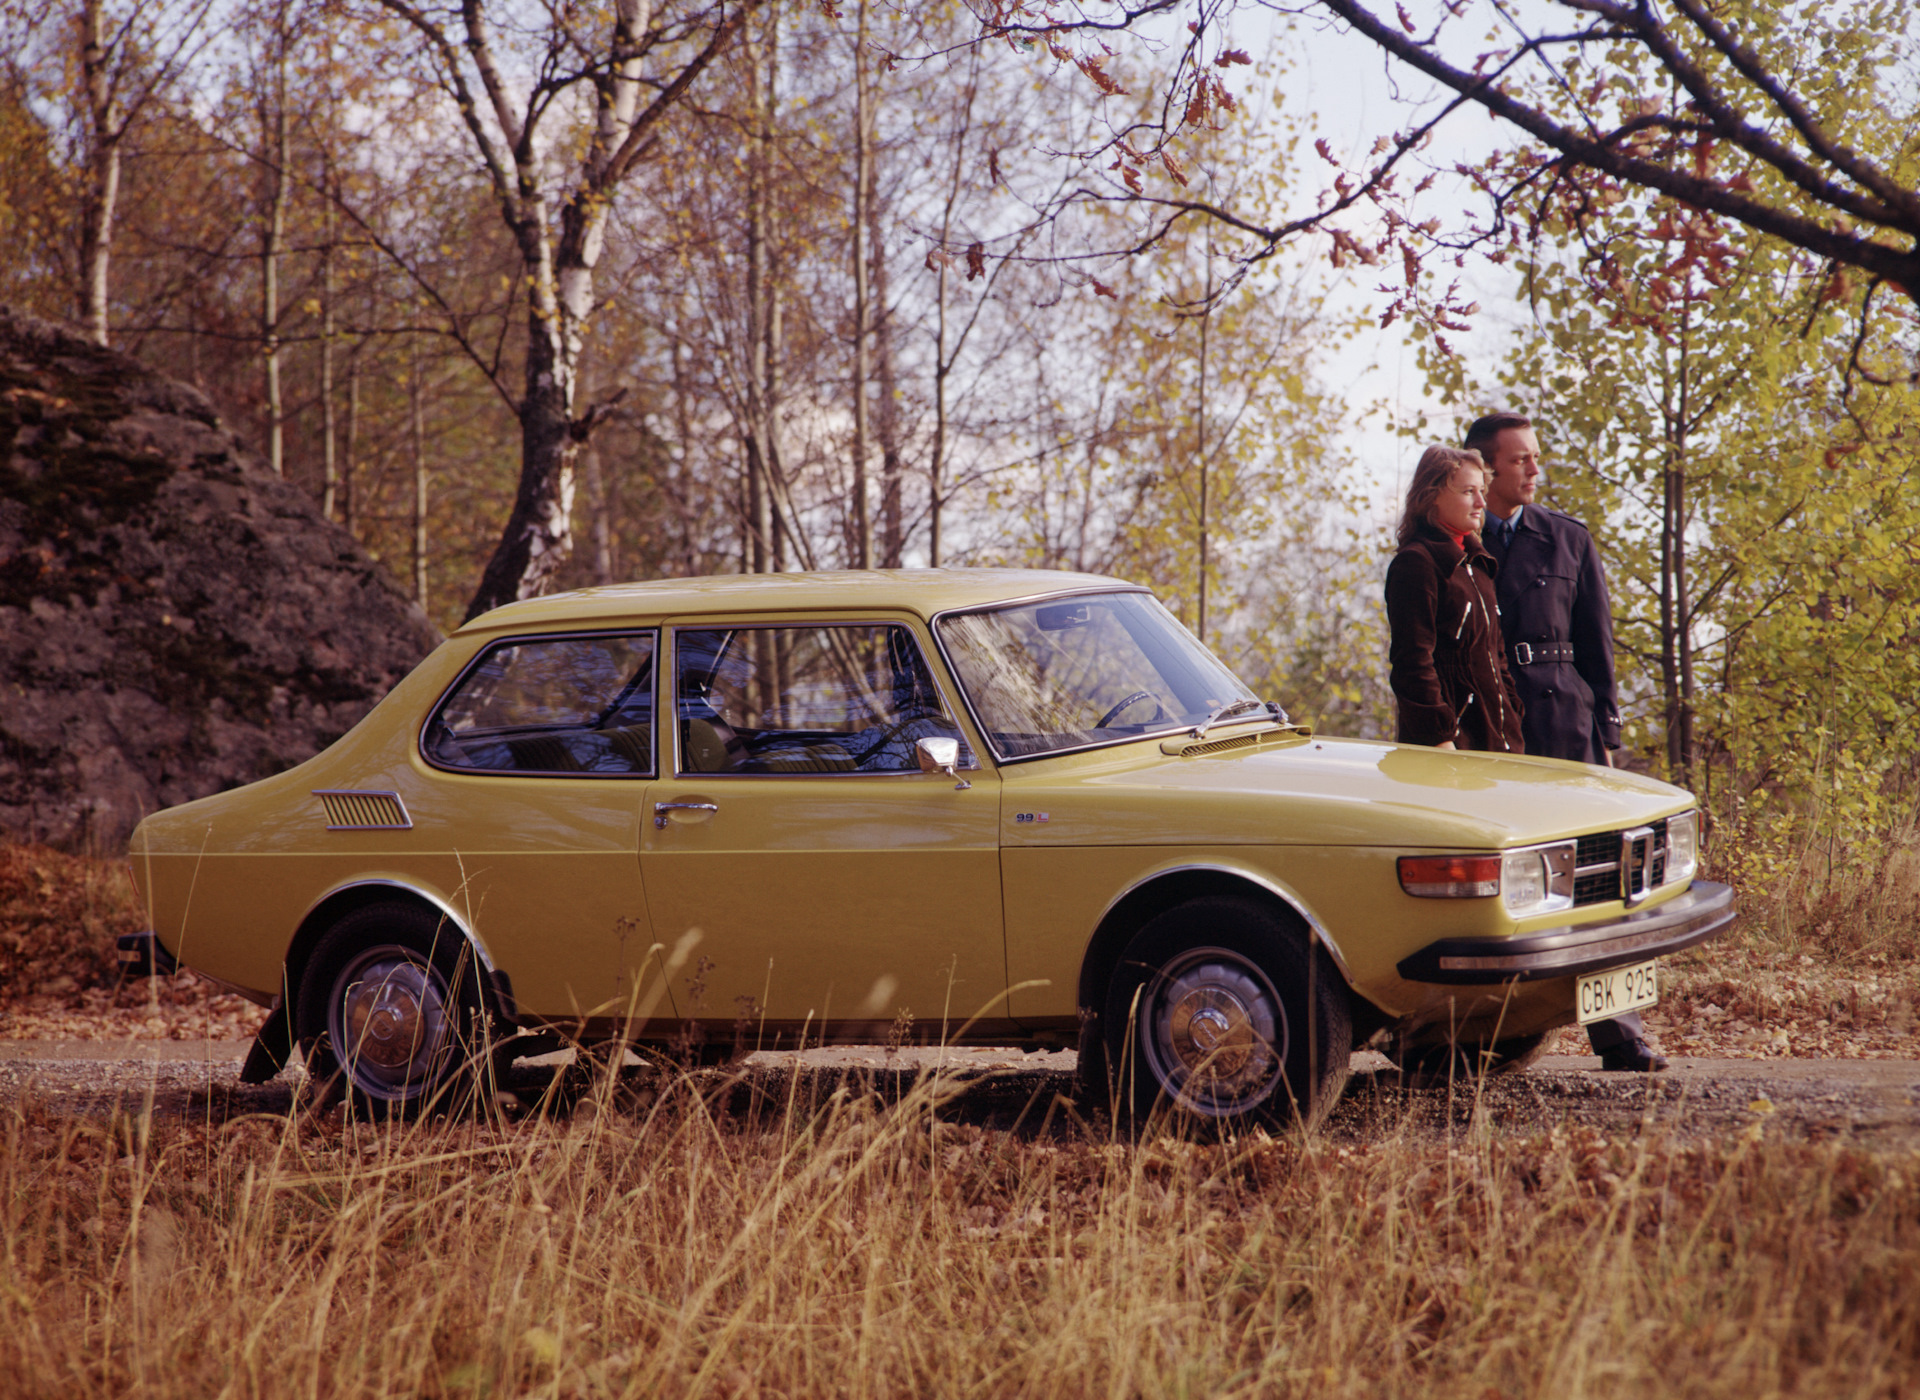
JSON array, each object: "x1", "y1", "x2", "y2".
[{"x1": 1397, "y1": 445, "x2": 1488, "y2": 547}]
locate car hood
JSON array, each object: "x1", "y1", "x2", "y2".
[{"x1": 998, "y1": 732, "x2": 1694, "y2": 848}]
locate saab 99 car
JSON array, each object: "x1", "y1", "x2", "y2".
[{"x1": 120, "y1": 570, "x2": 1733, "y2": 1124}]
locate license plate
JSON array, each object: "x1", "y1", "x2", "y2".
[{"x1": 1576, "y1": 960, "x2": 1658, "y2": 1024}]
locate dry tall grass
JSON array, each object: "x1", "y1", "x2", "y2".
[{"x1": 4, "y1": 1066, "x2": 1916, "y2": 1400}]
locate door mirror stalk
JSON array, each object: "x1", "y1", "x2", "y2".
[{"x1": 915, "y1": 737, "x2": 972, "y2": 790}]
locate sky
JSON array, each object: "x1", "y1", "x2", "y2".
[{"x1": 1245, "y1": 4, "x2": 1544, "y2": 519}]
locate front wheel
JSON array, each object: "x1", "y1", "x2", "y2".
[
  {"x1": 297, "y1": 902, "x2": 490, "y2": 1118},
  {"x1": 1102, "y1": 897, "x2": 1351, "y2": 1129}
]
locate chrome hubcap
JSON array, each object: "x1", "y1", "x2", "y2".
[
  {"x1": 1141, "y1": 947, "x2": 1285, "y2": 1116},
  {"x1": 331, "y1": 949, "x2": 451, "y2": 1099}
]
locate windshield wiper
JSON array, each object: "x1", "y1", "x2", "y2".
[{"x1": 1191, "y1": 698, "x2": 1264, "y2": 740}]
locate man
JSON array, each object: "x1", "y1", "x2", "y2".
[{"x1": 1465, "y1": 411, "x2": 1669, "y2": 1073}]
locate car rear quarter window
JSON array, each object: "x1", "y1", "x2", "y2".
[{"x1": 423, "y1": 631, "x2": 656, "y2": 775}]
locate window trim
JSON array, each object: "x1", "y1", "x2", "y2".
[
  {"x1": 666, "y1": 618, "x2": 979, "y2": 780},
  {"x1": 419, "y1": 627, "x2": 661, "y2": 780}
]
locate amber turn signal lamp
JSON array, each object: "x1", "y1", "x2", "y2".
[{"x1": 1397, "y1": 854, "x2": 1501, "y2": 898}]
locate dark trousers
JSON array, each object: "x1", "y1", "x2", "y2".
[{"x1": 1586, "y1": 1010, "x2": 1646, "y2": 1054}]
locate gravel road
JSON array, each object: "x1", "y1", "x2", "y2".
[{"x1": 3, "y1": 1042, "x2": 1916, "y2": 1146}]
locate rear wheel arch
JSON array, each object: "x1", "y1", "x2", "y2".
[{"x1": 285, "y1": 882, "x2": 509, "y2": 1025}]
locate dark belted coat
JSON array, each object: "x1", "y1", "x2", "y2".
[
  {"x1": 1482, "y1": 505, "x2": 1622, "y2": 764},
  {"x1": 1384, "y1": 524, "x2": 1525, "y2": 753}
]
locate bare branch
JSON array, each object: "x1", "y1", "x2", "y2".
[{"x1": 1308, "y1": 0, "x2": 1920, "y2": 295}]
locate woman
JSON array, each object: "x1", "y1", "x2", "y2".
[{"x1": 1385, "y1": 445, "x2": 1524, "y2": 753}]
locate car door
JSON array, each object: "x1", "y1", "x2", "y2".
[
  {"x1": 638, "y1": 619, "x2": 1006, "y2": 1042},
  {"x1": 417, "y1": 628, "x2": 656, "y2": 1020}
]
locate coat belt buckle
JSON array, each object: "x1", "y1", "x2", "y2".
[{"x1": 1514, "y1": 642, "x2": 1533, "y2": 666}]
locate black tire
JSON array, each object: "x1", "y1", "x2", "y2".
[
  {"x1": 1398, "y1": 1030, "x2": 1549, "y2": 1087},
  {"x1": 1101, "y1": 897, "x2": 1351, "y2": 1129},
  {"x1": 297, "y1": 901, "x2": 490, "y2": 1119}
]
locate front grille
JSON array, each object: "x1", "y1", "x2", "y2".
[
  {"x1": 315, "y1": 790, "x2": 413, "y2": 830},
  {"x1": 1572, "y1": 818, "x2": 1669, "y2": 906},
  {"x1": 1573, "y1": 869, "x2": 1621, "y2": 906}
]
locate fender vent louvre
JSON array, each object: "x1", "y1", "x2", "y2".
[{"x1": 315, "y1": 790, "x2": 413, "y2": 831}]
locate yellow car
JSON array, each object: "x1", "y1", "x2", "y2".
[{"x1": 121, "y1": 570, "x2": 1732, "y2": 1123}]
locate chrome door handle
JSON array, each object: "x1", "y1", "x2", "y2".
[{"x1": 654, "y1": 801, "x2": 719, "y2": 828}]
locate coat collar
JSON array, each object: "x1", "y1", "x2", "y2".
[
  {"x1": 1496, "y1": 504, "x2": 1548, "y2": 540},
  {"x1": 1409, "y1": 520, "x2": 1495, "y2": 573}
]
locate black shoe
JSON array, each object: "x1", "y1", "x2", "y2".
[{"x1": 1598, "y1": 1038, "x2": 1669, "y2": 1073}]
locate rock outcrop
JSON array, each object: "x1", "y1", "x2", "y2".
[{"x1": 0, "y1": 307, "x2": 441, "y2": 849}]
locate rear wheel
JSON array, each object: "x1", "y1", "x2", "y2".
[
  {"x1": 297, "y1": 902, "x2": 490, "y2": 1118},
  {"x1": 1102, "y1": 897, "x2": 1351, "y2": 1129}
]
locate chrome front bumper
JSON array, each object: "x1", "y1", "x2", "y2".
[{"x1": 1396, "y1": 881, "x2": 1735, "y2": 985}]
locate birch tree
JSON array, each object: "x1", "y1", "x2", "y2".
[
  {"x1": 366, "y1": 0, "x2": 756, "y2": 620},
  {"x1": 0, "y1": 0, "x2": 215, "y2": 343}
]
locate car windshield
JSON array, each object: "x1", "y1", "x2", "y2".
[{"x1": 936, "y1": 591, "x2": 1262, "y2": 759}]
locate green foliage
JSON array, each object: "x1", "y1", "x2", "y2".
[
  {"x1": 1432, "y1": 179, "x2": 1920, "y2": 880},
  {"x1": 0, "y1": 83, "x2": 70, "y2": 319}
]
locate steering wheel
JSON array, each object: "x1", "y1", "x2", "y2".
[
  {"x1": 848, "y1": 712, "x2": 945, "y2": 769},
  {"x1": 1096, "y1": 690, "x2": 1161, "y2": 728}
]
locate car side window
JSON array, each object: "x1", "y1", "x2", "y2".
[
  {"x1": 423, "y1": 632, "x2": 656, "y2": 775},
  {"x1": 675, "y1": 624, "x2": 976, "y2": 776}
]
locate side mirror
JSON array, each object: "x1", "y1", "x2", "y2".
[{"x1": 914, "y1": 736, "x2": 972, "y2": 790}]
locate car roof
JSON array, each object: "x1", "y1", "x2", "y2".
[{"x1": 455, "y1": 567, "x2": 1142, "y2": 634}]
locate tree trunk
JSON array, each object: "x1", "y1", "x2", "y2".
[
  {"x1": 466, "y1": 306, "x2": 578, "y2": 618},
  {"x1": 848, "y1": 0, "x2": 872, "y2": 569},
  {"x1": 767, "y1": 282, "x2": 789, "y2": 571},
  {"x1": 320, "y1": 197, "x2": 337, "y2": 518},
  {"x1": 762, "y1": 5, "x2": 790, "y2": 571},
  {"x1": 1661, "y1": 330, "x2": 1692, "y2": 786},
  {"x1": 1675, "y1": 465, "x2": 1695, "y2": 782},
  {"x1": 869, "y1": 168, "x2": 904, "y2": 568},
  {"x1": 583, "y1": 441, "x2": 615, "y2": 585},
  {"x1": 463, "y1": 178, "x2": 584, "y2": 619},
  {"x1": 410, "y1": 343, "x2": 430, "y2": 612},
  {"x1": 342, "y1": 345, "x2": 360, "y2": 535},
  {"x1": 78, "y1": 0, "x2": 120, "y2": 347},
  {"x1": 742, "y1": 9, "x2": 775, "y2": 575},
  {"x1": 1195, "y1": 287, "x2": 1211, "y2": 642},
  {"x1": 931, "y1": 257, "x2": 947, "y2": 568},
  {"x1": 259, "y1": 20, "x2": 291, "y2": 479},
  {"x1": 671, "y1": 326, "x2": 699, "y2": 577}
]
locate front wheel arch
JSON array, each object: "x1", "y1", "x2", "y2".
[
  {"x1": 1099, "y1": 894, "x2": 1352, "y2": 1128},
  {"x1": 1075, "y1": 870, "x2": 1355, "y2": 1034},
  {"x1": 1074, "y1": 872, "x2": 1358, "y2": 1119}
]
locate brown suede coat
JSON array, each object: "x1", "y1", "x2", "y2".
[{"x1": 1385, "y1": 524, "x2": 1525, "y2": 752}]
